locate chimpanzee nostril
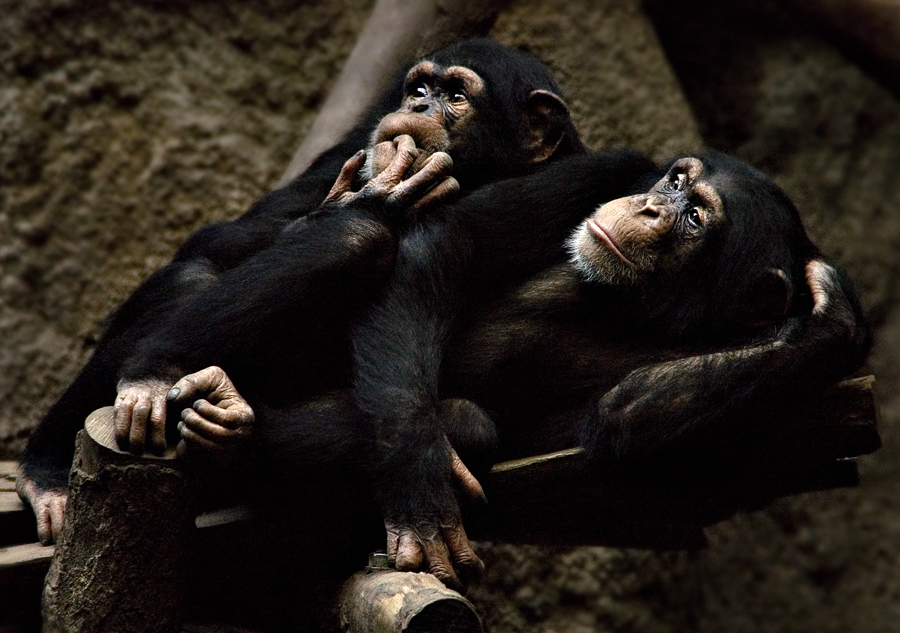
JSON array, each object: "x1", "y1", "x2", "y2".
[
  {"x1": 413, "y1": 103, "x2": 430, "y2": 114},
  {"x1": 639, "y1": 203, "x2": 661, "y2": 219}
]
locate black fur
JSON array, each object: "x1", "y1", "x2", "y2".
[
  {"x1": 349, "y1": 150, "x2": 870, "y2": 584},
  {"x1": 20, "y1": 39, "x2": 586, "y2": 496}
]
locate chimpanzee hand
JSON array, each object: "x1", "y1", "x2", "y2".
[
  {"x1": 114, "y1": 377, "x2": 172, "y2": 455},
  {"x1": 583, "y1": 258, "x2": 871, "y2": 469},
  {"x1": 16, "y1": 468, "x2": 67, "y2": 545},
  {"x1": 382, "y1": 437, "x2": 485, "y2": 592},
  {"x1": 324, "y1": 135, "x2": 459, "y2": 219},
  {"x1": 167, "y1": 366, "x2": 255, "y2": 461}
]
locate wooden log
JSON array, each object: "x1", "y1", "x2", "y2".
[
  {"x1": 339, "y1": 565, "x2": 481, "y2": 633},
  {"x1": 42, "y1": 407, "x2": 198, "y2": 633},
  {"x1": 278, "y1": 0, "x2": 511, "y2": 186}
]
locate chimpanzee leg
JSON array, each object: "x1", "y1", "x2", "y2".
[
  {"x1": 114, "y1": 205, "x2": 399, "y2": 455},
  {"x1": 18, "y1": 258, "x2": 220, "y2": 543},
  {"x1": 117, "y1": 140, "x2": 458, "y2": 452}
]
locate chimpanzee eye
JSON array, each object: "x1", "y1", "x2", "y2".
[
  {"x1": 408, "y1": 82, "x2": 428, "y2": 98},
  {"x1": 449, "y1": 91, "x2": 467, "y2": 104},
  {"x1": 686, "y1": 206, "x2": 704, "y2": 227}
]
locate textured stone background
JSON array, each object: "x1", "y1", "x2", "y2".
[{"x1": 2, "y1": 0, "x2": 899, "y2": 631}]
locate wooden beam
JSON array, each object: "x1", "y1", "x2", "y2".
[
  {"x1": 471, "y1": 376, "x2": 877, "y2": 547},
  {"x1": 0, "y1": 542, "x2": 54, "y2": 625}
]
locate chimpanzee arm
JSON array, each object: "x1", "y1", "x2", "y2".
[
  {"x1": 582, "y1": 259, "x2": 872, "y2": 465},
  {"x1": 172, "y1": 80, "x2": 405, "y2": 271},
  {"x1": 115, "y1": 140, "x2": 458, "y2": 455},
  {"x1": 352, "y1": 151, "x2": 657, "y2": 587}
]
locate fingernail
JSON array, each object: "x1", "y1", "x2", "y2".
[
  {"x1": 177, "y1": 421, "x2": 186, "y2": 433},
  {"x1": 167, "y1": 387, "x2": 181, "y2": 400}
]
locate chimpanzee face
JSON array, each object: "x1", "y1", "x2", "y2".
[
  {"x1": 366, "y1": 62, "x2": 485, "y2": 177},
  {"x1": 361, "y1": 39, "x2": 579, "y2": 190},
  {"x1": 567, "y1": 157, "x2": 726, "y2": 286}
]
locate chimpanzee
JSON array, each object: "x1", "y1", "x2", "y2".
[
  {"x1": 348, "y1": 151, "x2": 870, "y2": 587},
  {"x1": 18, "y1": 38, "x2": 586, "y2": 544},
  {"x1": 147, "y1": 151, "x2": 867, "y2": 593}
]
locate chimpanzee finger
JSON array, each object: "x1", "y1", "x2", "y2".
[
  {"x1": 191, "y1": 398, "x2": 240, "y2": 430},
  {"x1": 386, "y1": 526, "x2": 401, "y2": 566},
  {"x1": 148, "y1": 392, "x2": 168, "y2": 455},
  {"x1": 48, "y1": 495, "x2": 66, "y2": 544},
  {"x1": 395, "y1": 529, "x2": 425, "y2": 571},
  {"x1": 180, "y1": 407, "x2": 241, "y2": 445},
  {"x1": 442, "y1": 522, "x2": 484, "y2": 584},
  {"x1": 168, "y1": 366, "x2": 224, "y2": 404},
  {"x1": 448, "y1": 448, "x2": 487, "y2": 505},
  {"x1": 375, "y1": 135, "x2": 419, "y2": 186},
  {"x1": 407, "y1": 177, "x2": 460, "y2": 216},
  {"x1": 128, "y1": 397, "x2": 150, "y2": 454},
  {"x1": 177, "y1": 419, "x2": 227, "y2": 456},
  {"x1": 388, "y1": 153, "x2": 455, "y2": 207},
  {"x1": 806, "y1": 259, "x2": 833, "y2": 315},
  {"x1": 324, "y1": 150, "x2": 367, "y2": 203},
  {"x1": 35, "y1": 506, "x2": 53, "y2": 546},
  {"x1": 369, "y1": 141, "x2": 399, "y2": 179},
  {"x1": 113, "y1": 394, "x2": 137, "y2": 448},
  {"x1": 419, "y1": 534, "x2": 462, "y2": 591}
]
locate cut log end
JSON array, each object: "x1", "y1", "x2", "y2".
[{"x1": 339, "y1": 570, "x2": 482, "y2": 633}]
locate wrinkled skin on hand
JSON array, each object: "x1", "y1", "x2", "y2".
[
  {"x1": 168, "y1": 366, "x2": 255, "y2": 461},
  {"x1": 113, "y1": 366, "x2": 254, "y2": 461},
  {"x1": 114, "y1": 377, "x2": 172, "y2": 455},
  {"x1": 16, "y1": 468, "x2": 67, "y2": 545},
  {"x1": 324, "y1": 135, "x2": 459, "y2": 220},
  {"x1": 585, "y1": 259, "x2": 868, "y2": 467},
  {"x1": 383, "y1": 439, "x2": 486, "y2": 592}
]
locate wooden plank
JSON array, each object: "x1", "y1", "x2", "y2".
[
  {"x1": 0, "y1": 542, "x2": 53, "y2": 625},
  {"x1": 0, "y1": 461, "x2": 18, "y2": 492},
  {"x1": 0, "y1": 460, "x2": 39, "y2": 548}
]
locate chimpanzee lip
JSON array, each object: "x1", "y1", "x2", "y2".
[
  {"x1": 373, "y1": 113, "x2": 449, "y2": 153},
  {"x1": 587, "y1": 218, "x2": 637, "y2": 268}
]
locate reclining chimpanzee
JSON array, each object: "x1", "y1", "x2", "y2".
[
  {"x1": 18, "y1": 39, "x2": 591, "y2": 544},
  {"x1": 347, "y1": 150, "x2": 871, "y2": 587}
]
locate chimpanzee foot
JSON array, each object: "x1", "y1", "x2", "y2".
[
  {"x1": 167, "y1": 366, "x2": 254, "y2": 461},
  {"x1": 385, "y1": 513, "x2": 484, "y2": 593},
  {"x1": 16, "y1": 469, "x2": 67, "y2": 545},
  {"x1": 383, "y1": 441, "x2": 485, "y2": 592}
]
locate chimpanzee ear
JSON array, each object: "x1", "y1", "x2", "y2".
[
  {"x1": 523, "y1": 89, "x2": 572, "y2": 164},
  {"x1": 733, "y1": 268, "x2": 794, "y2": 329}
]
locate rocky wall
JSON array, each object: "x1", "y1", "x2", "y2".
[{"x1": 2, "y1": 0, "x2": 899, "y2": 632}]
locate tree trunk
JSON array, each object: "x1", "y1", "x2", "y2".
[{"x1": 43, "y1": 407, "x2": 198, "y2": 633}]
